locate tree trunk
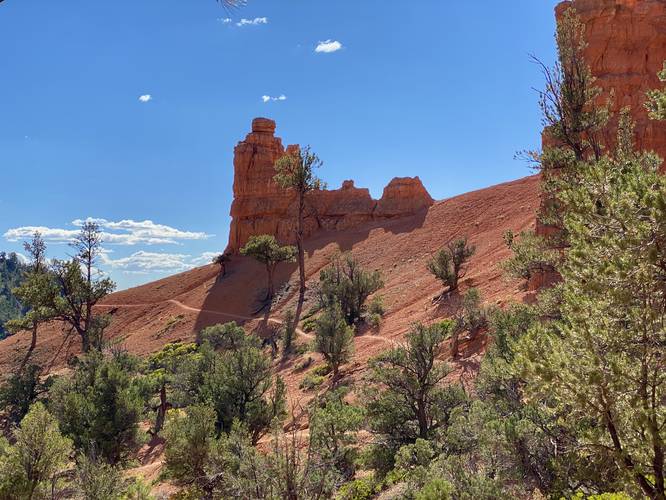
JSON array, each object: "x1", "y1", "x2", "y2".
[
  {"x1": 417, "y1": 399, "x2": 429, "y2": 439},
  {"x1": 297, "y1": 191, "x2": 306, "y2": 312},
  {"x1": 19, "y1": 322, "x2": 38, "y2": 371},
  {"x1": 154, "y1": 383, "x2": 168, "y2": 433},
  {"x1": 267, "y1": 265, "x2": 275, "y2": 300},
  {"x1": 451, "y1": 330, "x2": 460, "y2": 359}
]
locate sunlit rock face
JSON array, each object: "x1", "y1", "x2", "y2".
[
  {"x1": 557, "y1": 0, "x2": 666, "y2": 164},
  {"x1": 227, "y1": 118, "x2": 434, "y2": 252}
]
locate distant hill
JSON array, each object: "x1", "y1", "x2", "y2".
[{"x1": 0, "y1": 252, "x2": 26, "y2": 339}]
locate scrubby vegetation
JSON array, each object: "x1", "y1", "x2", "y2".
[{"x1": 0, "y1": 8, "x2": 664, "y2": 499}]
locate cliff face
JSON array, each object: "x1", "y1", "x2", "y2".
[
  {"x1": 227, "y1": 118, "x2": 434, "y2": 252},
  {"x1": 557, "y1": 0, "x2": 666, "y2": 163}
]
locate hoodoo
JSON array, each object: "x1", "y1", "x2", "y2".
[{"x1": 227, "y1": 118, "x2": 434, "y2": 252}]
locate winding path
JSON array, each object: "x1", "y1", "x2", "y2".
[{"x1": 97, "y1": 299, "x2": 400, "y2": 347}]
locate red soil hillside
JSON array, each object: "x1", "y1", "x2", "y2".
[{"x1": 0, "y1": 174, "x2": 540, "y2": 392}]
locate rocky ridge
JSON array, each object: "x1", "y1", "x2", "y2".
[{"x1": 227, "y1": 118, "x2": 434, "y2": 252}]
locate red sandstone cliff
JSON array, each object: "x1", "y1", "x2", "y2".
[
  {"x1": 557, "y1": 0, "x2": 666, "y2": 164},
  {"x1": 227, "y1": 118, "x2": 434, "y2": 252}
]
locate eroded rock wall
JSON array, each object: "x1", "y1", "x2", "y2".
[
  {"x1": 558, "y1": 0, "x2": 666, "y2": 163},
  {"x1": 227, "y1": 118, "x2": 434, "y2": 252}
]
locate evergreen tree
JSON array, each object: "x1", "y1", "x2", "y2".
[
  {"x1": 274, "y1": 146, "x2": 325, "y2": 318},
  {"x1": 427, "y1": 238, "x2": 475, "y2": 294},
  {"x1": 313, "y1": 302, "x2": 354, "y2": 384},
  {"x1": 365, "y1": 322, "x2": 466, "y2": 452},
  {"x1": 317, "y1": 252, "x2": 383, "y2": 325},
  {"x1": 0, "y1": 403, "x2": 72, "y2": 499},
  {"x1": 240, "y1": 234, "x2": 296, "y2": 301},
  {"x1": 7, "y1": 232, "x2": 56, "y2": 370}
]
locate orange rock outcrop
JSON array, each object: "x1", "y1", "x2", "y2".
[
  {"x1": 227, "y1": 118, "x2": 434, "y2": 252},
  {"x1": 557, "y1": 0, "x2": 666, "y2": 164}
]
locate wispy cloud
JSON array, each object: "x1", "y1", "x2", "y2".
[
  {"x1": 218, "y1": 17, "x2": 233, "y2": 24},
  {"x1": 315, "y1": 40, "x2": 342, "y2": 53},
  {"x1": 261, "y1": 94, "x2": 287, "y2": 103},
  {"x1": 4, "y1": 218, "x2": 211, "y2": 246},
  {"x1": 190, "y1": 251, "x2": 223, "y2": 266},
  {"x1": 100, "y1": 250, "x2": 192, "y2": 273},
  {"x1": 138, "y1": 94, "x2": 152, "y2": 103},
  {"x1": 236, "y1": 17, "x2": 268, "y2": 27}
]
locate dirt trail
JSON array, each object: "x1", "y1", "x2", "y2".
[{"x1": 97, "y1": 299, "x2": 315, "y2": 341}]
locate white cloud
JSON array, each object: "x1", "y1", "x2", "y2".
[
  {"x1": 5, "y1": 218, "x2": 211, "y2": 246},
  {"x1": 100, "y1": 250, "x2": 192, "y2": 273},
  {"x1": 138, "y1": 94, "x2": 152, "y2": 103},
  {"x1": 219, "y1": 17, "x2": 232, "y2": 23},
  {"x1": 261, "y1": 94, "x2": 287, "y2": 103},
  {"x1": 190, "y1": 251, "x2": 224, "y2": 266},
  {"x1": 315, "y1": 40, "x2": 342, "y2": 53},
  {"x1": 236, "y1": 17, "x2": 268, "y2": 27}
]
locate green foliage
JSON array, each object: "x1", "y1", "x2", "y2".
[
  {"x1": 317, "y1": 252, "x2": 384, "y2": 325},
  {"x1": 196, "y1": 321, "x2": 249, "y2": 350},
  {"x1": 0, "y1": 251, "x2": 28, "y2": 339},
  {"x1": 49, "y1": 222, "x2": 116, "y2": 352},
  {"x1": 49, "y1": 350, "x2": 146, "y2": 464},
  {"x1": 240, "y1": 234, "x2": 296, "y2": 300},
  {"x1": 196, "y1": 337, "x2": 286, "y2": 443},
  {"x1": 646, "y1": 61, "x2": 666, "y2": 120},
  {"x1": 517, "y1": 131, "x2": 666, "y2": 498},
  {"x1": 274, "y1": 145, "x2": 325, "y2": 194},
  {"x1": 299, "y1": 372, "x2": 325, "y2": 391},
  {"x1": 313, "y1": 301, "x2": 354, "y2": 381},
  {"x1": 414, "y1": 478, "x2": 453, "y2": 500},
  {"x1": 427, "y1": 237, "x2": 475, "y2": 292},
  {"x1": 75, "y1": 453, "x2": 125, "y2": 500},
  {"x1": 164, "y1": 405, "x2": 217, "y2": 483},
  {"x1": 336, "y1": 477, "x2": 375, "y2": 500},
  {"x1": 365, "y1": 322, "x2": 467, "y2": 450},
  {"x1": 281, "y1": 309, "x2": 296, "y2": 356},
  {"x1": 501, "y1": 230, "x2": 558, "y2": 281},
  {"x1": 0, "y1": 363, "x2": 44, "y2": 424},
  {"x1": 0, "y1": 403, "x2": 72, "y2": 499},
  {"x1": 309, "y1": 390, "x2": 364, "y2": 479}
]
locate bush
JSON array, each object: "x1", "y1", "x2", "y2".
[
  {"x1": 367, "y1": 295, "x2": 385, "y2": 317},
  {"x1": 0, "y1": 363, "x2": 43, "y2": 424},
  {"x1": 163, "y1": 405, "x2": 217, "y2": 483},
  {"x1": 427, "y1": 237, "x2": 475, "y2": 292},
  {"x1": 0, "y1": 403, "x2": 72, "y2": 499},
  {"x1": 299, "y1": 373, "x2": 325, "y2": 391},
  {"x1": 49, "y1": 350, "x2": 146, "y2": 463},
  {"x1": 415, "y1": 478, "x2": 453, "y2": 500},
  {"x1": 336, "y1": 477, "x2": 375, "y2": 500},
  {"x1": 75, "y1": 453, "x2": 125, "y2": 500},
  {"x1": 317, "y1": 253, "x2": 384, "y2": 325},
  {"x1": 196, "y1": 322, "x2": 249, "y2": 350}
]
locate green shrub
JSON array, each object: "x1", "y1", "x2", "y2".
[
  {"x1": 300, "y1": 373, "x2": 325, "y2": 391},
  {"x1": 302, "y1": 317, "x2": 317, "y2": 333},
  {"x1": 415, "y1": 478, "x2": 453, "y2": 500},
  {"x1": 163, "y1": 405, "x2": 217, "y2": 483},
  {"x1": 336, "y1": 477, "x2": 375, "y2": 500},
  {"x1": 368, "y1": 295, "x2": 385, "y2": 317},
  {"x1": 310, "y1": 363, "x2": 332, "y2": 377}
]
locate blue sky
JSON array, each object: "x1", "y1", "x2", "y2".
[{"x1": 0, "y1": 0, "x2": 559, "y2": 290}]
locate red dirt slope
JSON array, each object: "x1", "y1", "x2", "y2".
[{"x1": 0, "y1": 174, "x2": 540, "y2": 390}]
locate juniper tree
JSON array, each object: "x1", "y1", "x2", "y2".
[
  {"x1": 274, "y1": 146, "x2": 324, "y2": 317},
  {"x1": 313, "y1": 302, "x2": 354, "y2": 384},
  {"x1": 427, "y1": 237, "x2": 475, "y2": 294},
  {"x1": 7, "y1": 232, "x2": 57, "y2": 370},
  {"x1": 317, "y1": 252, "x2": 383, "y2": 325},
  {"x1": 517, "y1": 116, "x2": 666, "y2": 498},
  {"x1": 365, "y1": 322, "x2": 466, "y2": 445},
  {"x1": 240, "y1": 234, "x2": 296, "y2": 301}
]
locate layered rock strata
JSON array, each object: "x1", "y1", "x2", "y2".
[{"x1": 227, "y1": 118, "x2": 434, "y2": 252}]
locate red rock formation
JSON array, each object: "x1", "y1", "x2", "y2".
[
  {"x1": 227, "y1": 118, "x2": 434, "y2": 252},
  {"x1": 557, "y1": 0, "x2": 666, "y2": 165},
  {"x1": 533, "y1": 0, "x2": 666, "y2": 291}
]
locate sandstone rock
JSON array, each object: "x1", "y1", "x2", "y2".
[
  {"x1": 557, "y1": 0, "x2": 666, "y2": 166},
  {"x1": 375, "y1": 177, "x2": 434, "y2": 217},
  {"x1": 226, "y1": 119, "x2": 435, "y2": 252}
]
